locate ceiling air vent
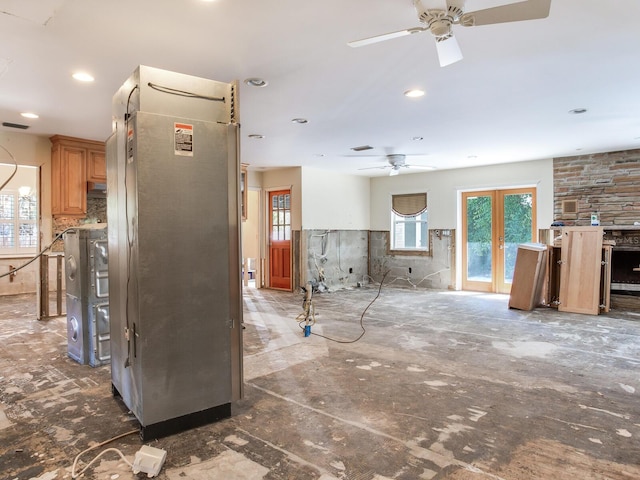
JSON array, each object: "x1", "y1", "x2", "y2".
[
  {"x1": 351, "y1": 145, "x2": 373, "y2": 152},
  {"x1": 562, "y1": 199, "x2": 578, "y2": 215},
  {"x1": 2, "y1": 122, "x2": 29, "y2": 130}
]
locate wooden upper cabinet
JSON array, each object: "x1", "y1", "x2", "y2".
[
  {"x1": 50, "y1": 135, "x2": 105, "y2": 217},
  {"x1": 87, "y1": 149, "x2": 107, "y2": 183}
]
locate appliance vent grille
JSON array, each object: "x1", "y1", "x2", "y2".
[
  {"x1": 562, "y1": 199, "x2": 578, "y2": 214},
  {"x1": 2, "y1": 122, "x2": 29, "y2": 129},
  {"x1": 351, "y1": 145, "x2": 373, "y2": 152}
]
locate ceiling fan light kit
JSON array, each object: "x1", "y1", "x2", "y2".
[{"x1": 348, "y1": 0, "x2": 552, "y2": 67}]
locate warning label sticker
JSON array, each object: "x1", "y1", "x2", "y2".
[
  {"x1": 127, "y1": 128, "x2": 134, "y2": 163},
  {"x1": 174, "y1": 123, "x2": 193, "y2": 157}
]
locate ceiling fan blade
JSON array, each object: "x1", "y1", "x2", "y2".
[
  {"x1": 348, "y1": 27, "x2": 426, "y2": 48},
  {"x1": 466, "y1": 0, "x2": 551, "y2": 26},
  {"x1": 357, "y1": 166, "x2": 389, "y2": 171},
  {"x1": 435, "y1": 35, "x2": 463, "y2": 67},
  {"x1": 406, "y1": 165, "x2": 437, "y2": 170}
]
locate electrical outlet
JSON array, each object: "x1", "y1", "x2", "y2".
[
  {"x1": 349, "y1": 267, "x2": 353, "y2": 274},
  {"x1": 409, "y1": 267, "x2": 412, "y2": 274}
]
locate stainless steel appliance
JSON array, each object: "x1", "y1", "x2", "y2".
[
  {"x1": 64, "y1": 225, "x2": 110, "y2": 367},
  {"x1": 107, "y1": 66, "x2": 243, "y2": 440}
]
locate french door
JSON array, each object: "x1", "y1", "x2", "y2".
[
  {"x1": 462, "y1": 188, "x2": 537, "y2": 293},
  {"x1": 268, "y1": 189, "x2": 292, "y2": 290}
]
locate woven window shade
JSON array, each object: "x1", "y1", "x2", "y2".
[{"x1": 392, "y1": 193, "x2": 427, "y2": 217}]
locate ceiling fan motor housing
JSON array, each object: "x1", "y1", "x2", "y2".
[
  {"x1": 420, "y1": 5, "x2": 463, "y2": 38},
  {"x1": 387, "y1": 154, "x2": 407, "y2": 166}
]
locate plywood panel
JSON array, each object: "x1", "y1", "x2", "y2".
[
  {"x1": 509, "y1": 243, "x2": 547, "y2": 311},
  {"x1": 558, "y1": 227, "x2": 603, "y2": 315}
]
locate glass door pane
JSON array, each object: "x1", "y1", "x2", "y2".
[
  {"x1": 463, "y1": 188, "x2": 537, "y2": 293},
  {"x1": 465, "y1": 194, "x2": 494, "y2": 283},
  {"x1": 501, "y1": 192, "x2": 533, "y2": 283}
]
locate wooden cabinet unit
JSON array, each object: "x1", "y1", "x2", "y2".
[
  {"x1": 558, "y1": 226, "x2": 605, "y2": 315},
  {"x1": 509, "y1": 243, "x2": 548, "y2": 311},
  {"x1": 87, "y1": 149, "x2": 106, "y2": 183},
  {"x1": 50, "y1": 135, "x2": 105, "y2": 216}
]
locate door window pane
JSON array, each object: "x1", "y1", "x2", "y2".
[
  {"x1": 466, "y1": 195, "x2": 493, "y2": 281},
  {"x1": 502, "y1": 193, "x2": 533, "y2": 283}
]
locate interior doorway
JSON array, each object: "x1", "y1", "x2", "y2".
[
  {"x1": 241, "y1": 188, "x2": 261, "y2": 288},
  {"x1": 461, "y1": 187, "x2": 537, "y2": 294},
  {"x1": 268, "y1": 189, "x2": 292, "y2": 290}
]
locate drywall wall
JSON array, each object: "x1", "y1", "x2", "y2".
[
  {"x1": 0, "y1": 132, "x2": 52, "y2": 295},
  {"x1": 242, "y1": 189, "x2": 261, "y2": 260},
  {"x1": 0, "y1": 132, "x2": 52, "y2": 240},
  {"x1": 301, "y1": 167, "x2": 370, "y2": 230},
  {"x1": 369, "y1": 158, "x2": 554, "y2": 231},
  {"x1": 262, "y1": 167, "x2": 302, "y2": 231}
]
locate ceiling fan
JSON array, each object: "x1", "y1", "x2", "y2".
[
  {"x1": 359, "y1": 154, "x2": 436, "y2": 176},
  {"x1": 348, "y1": 0, "x2": 552, "y2": 67}
]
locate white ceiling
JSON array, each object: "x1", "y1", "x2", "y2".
[{"x1": 1, "y1": 0, "x2": 639, "y2": 176}]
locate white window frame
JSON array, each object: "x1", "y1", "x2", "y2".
[
  {"x1": 0, "y1": 189, "x2": 38, "y2": 256},
  {"x1": 390, "y1": 192, "x2": 429, "y2": 252},
  {"x1": 391, "y1": 210, "x2": 429, "y2": 251}
]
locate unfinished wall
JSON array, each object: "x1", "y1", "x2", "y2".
[
  {"x1": 369, "y1": 230, "x2": 455, "y2": 290},
  {"x1": 553, "y1": 149, "x2": 640, "y2": 226},
  {"x1": 301, "y1": 229, "x2": 368, "y2": 291}
]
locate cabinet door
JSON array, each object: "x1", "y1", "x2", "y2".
[
  {"x1": 558, "y1": 227, "x2": 603, "y2": 314},
  {"x1": 60, "y1": 146, "x2": 87, "y2": 216},
  {"x1": 87, "y1": 149, "x2": 106, "y2": 183}
]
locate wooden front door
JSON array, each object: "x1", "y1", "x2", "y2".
[
  {"x1": 268, "y1": 190, "x2": 292, "y2": 290},
  {"x1": 462, "y1": 188, "x2": 537, "y2": 294}
]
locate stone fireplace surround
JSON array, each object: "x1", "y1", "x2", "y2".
[{"x1": 553, "y1": 149, "x2": 640, "y2": 306}]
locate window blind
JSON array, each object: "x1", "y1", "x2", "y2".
[{"x1": 392, "y1": 193, "x2": 427, "y2": 217}]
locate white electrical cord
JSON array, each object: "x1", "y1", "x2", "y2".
[
  {"x1": 0, "y1": 144, "x2": 19, "y2": 192},
  {"x1": 71, "y1": 429, "x2": 138, "y2": 478},
  {"x1": 0, "y1": 227, "x2": 76, "y2": 279}
]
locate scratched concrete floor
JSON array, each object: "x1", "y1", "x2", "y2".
[{"x1": 1, "y1": 286, "x2": 640, "y2": 479}]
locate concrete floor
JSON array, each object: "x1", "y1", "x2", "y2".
[{"x1": 1, "y1": 285, "x2": 639, "y2": 479}]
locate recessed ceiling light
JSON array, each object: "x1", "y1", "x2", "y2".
[
  {"x1": 314, "y1": 154, "x2": 325, "y2": 157},
  {"x1": 404, "y1": 89, "x2": 425, "y2": 98},
  {"x1": 72, "y1": 72, "x2": 95, "y2": 82},
  {"x1": 467, "y1": 155, "x2": 478, "y2": 159},
  {"x1": 244, "y1": 78, "x2": 268, "y2": 87},
  {"x1": 569, "y1": 108, "x2": 587, "y2": 114},
  {"x1": 248, "y1": 134, "x2": 265, "y2": 139},
  {"x1": 291, "y1": 118, "x2": 308, "y2": 124},
  {"x1": 412, "y1": 136, "x2": 423, "y2": 141},
  {"x1": 20, "y1": 112, "x2": 39, "y2": 119}
]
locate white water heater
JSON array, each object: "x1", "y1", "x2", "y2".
[{"x1": 106, "y1": 66, "x2": 243, "y2": 440}]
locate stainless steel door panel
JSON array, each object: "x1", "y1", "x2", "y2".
[
  {"x1": 93, "y1": 240, "x2": 109, "y2": 296},
  {"x1": 130, "y1": 112, "x2": 232, "y2": 425},
  {"x1": 89, "y1": 303, "x2": 110, "y2": 366},
  {"x1": 64, "y1": 230, "x2": 82, "y2": 298},
  {"x1": 66, "y1": 294, "x2": 87, "y2": 364}
]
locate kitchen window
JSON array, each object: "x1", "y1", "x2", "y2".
[
  {"x1": 0, "y1": 190, "x2": 37, "y2": 255},
  {"x1": 391, "y1": 193, "x2": 428, "y2": 252}
]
